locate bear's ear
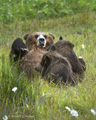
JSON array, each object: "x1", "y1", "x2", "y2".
[
  {"x1": 59, "y1": 36, "x2": 63, "y2": 40},
  {"x1": 49, "y1": 33, "x2": 55, "y2": 40},
  {"x1": 23, "y1": 33, "x2": 29, "y2": 41}
]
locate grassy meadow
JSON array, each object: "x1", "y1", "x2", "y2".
[{"x1": 0, "y1": 0, "x2": 96, "y2": 120}]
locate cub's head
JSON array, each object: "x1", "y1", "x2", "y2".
[
  {"x1": 40, "y1": 51, "x2": 72, "y2": 76},
  {"x1": 24, "y1": 32, "x2": 55, "y2": 50}
]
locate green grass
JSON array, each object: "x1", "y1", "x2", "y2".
[
  {"x1": 0, "y1": 12, "x2": 96, "y2": 120},
  {"x1": 0, "y1": 0, "x2": 96, "y2": 24}
]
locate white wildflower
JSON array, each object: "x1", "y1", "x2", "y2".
[
  {"x1": 33, "y1": 4, "x2": 35, "y2": 7},
  {"x1": 65, "y1": 106, "x2": 71, "y2": 112},
  {"x1": 82, "y1": 44, "x2": 85, "y2": 49},
  {"x1": 70, "y1": 109, "x2": 79, "y2": 117},
  {"x1": 3, "y1": 115, "x2": 8, "y2": 120},
  {"x1": 79, "y1": 56, "x2": 82, "y2": 58},
  {"x1": 42, "y1": 93, "x2": 44, "y2": 96},
  {"x1": 90, "y1": 109, "x2": 96, "y2": 115},
  {"x1": 10, "y1": 14, "x2": 12, "y2": 17},
  {"x1": 12, "y1": 87, "x2": 18, "y2": 92},
  {"x1": 26, "y1": 104, "x2": 29, "y2": 108},
  {"x1": 42, "y1": 93, "x2": 51, "y2": 97},
  {"x1": 30, "y1": 9, "x2": 32, "y2": 11},
  {"x1": 7, "y1": 4, "x2": 10, "y2": 7}
]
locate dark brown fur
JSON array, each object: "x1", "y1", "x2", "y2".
[
  {"x1": 40, "y1": 39, "x2": 86, "y2": 84},
  {"x1": 10, "y1": 38, "x2": 28, "y2": 62},
  {"x1": 41, "y1": 51, "x2": 76, "y2": 85},
  {"x1": 49, "y1": 40, "x2": 84, "y2": 75}
]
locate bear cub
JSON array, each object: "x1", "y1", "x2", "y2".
[
  {"x1": 41, "y1": 51, "x2": 75, "y2": 85},
  {"x1": 40, "y1": 38, "x2": 86, "y2": 85},
  {"x1": 10, "y1": 38, "x2": 28, "y2": 62}
]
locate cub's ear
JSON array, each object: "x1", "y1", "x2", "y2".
[
  {"x1": 59, "y1": 36, "x2": 63, "y2": 40},
  {"x1": 49, "y1": 33, "x2": 55, "y2": 40},
  {"x1": 23, "y1": 33, "x2": 29, "y2": 41}
]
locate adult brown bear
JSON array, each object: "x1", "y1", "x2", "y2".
[{"x1": 10, "y1": 32, "x2": 55, "y2": 77}]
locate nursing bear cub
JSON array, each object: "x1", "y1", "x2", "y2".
[
  {"x1": 10, "y1": 32, "x2": 55, "y2": 77},
  {"x1": 41, "y1": 39, "x2": 86, "y2": 85},
  {"x1": 41, "y1": 51, "x2": 74, "y2": 85}
]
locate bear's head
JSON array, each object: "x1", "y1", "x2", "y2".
[{"x1": 24, "y1": 32, "x2": 55, "y2": 50}]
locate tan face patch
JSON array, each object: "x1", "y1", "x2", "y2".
[{"x1": 24, "y1": 32, "x2": 55, "y2": 49}]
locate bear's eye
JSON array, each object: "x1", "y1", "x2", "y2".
[
  {"x1": 43, "y1": 35, "x2": 47, "y2": 39},
  {"x1": 35, "y1": 35, "x2": 39, "y2": 39}
]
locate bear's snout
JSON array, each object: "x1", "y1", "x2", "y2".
[
  {"x1": 39, "y1": 38, "x2": 45, "y2": 45},
  {"x1": 37, "y1": 35, "x2": 46, "y2": 47}
]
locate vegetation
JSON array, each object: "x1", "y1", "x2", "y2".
[
  {"x1": 0, "y1": 0, "x2": 96, "y2": 120},
  {"x1": 0, "y1": 0, "x2": 96, "y2": 24}
]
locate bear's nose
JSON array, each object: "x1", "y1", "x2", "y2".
[
  {"x1": 38, "y1": 35, "x2": 46, "y2": 46},
  {"x1": 39, "y1": 38, "x2": 45, "y2": 45}
]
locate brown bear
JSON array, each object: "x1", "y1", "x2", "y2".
[
  {"x1": 48, "y1": 39, "x2": 85, "y2": 75},
  {"x1": 10, "y1": 32, "x2": 55, "y2": 78}
]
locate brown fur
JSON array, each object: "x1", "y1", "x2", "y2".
[
  {"x1": 23, "y1": 32, "x2": 55, "y2": 50},
  {"x1": 40, "y1": 39, "x2": 86, "y2": 84},
  {"x1": 20, "y1": 47, "x2": 46, "y2": 77},
  {"x1": 19, "y1": 32, "x2": 55, "y2": 77},
  {"x1": 41, "y1": 51, "x2": 75, "y2": 85},
  {"x1": 49, "y1": 40, "x2": 84, "y2": 75}
]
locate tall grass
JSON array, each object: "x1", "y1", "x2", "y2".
[{"x1": 0, "y1": 12, "x2": 96, "y2": 119}]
